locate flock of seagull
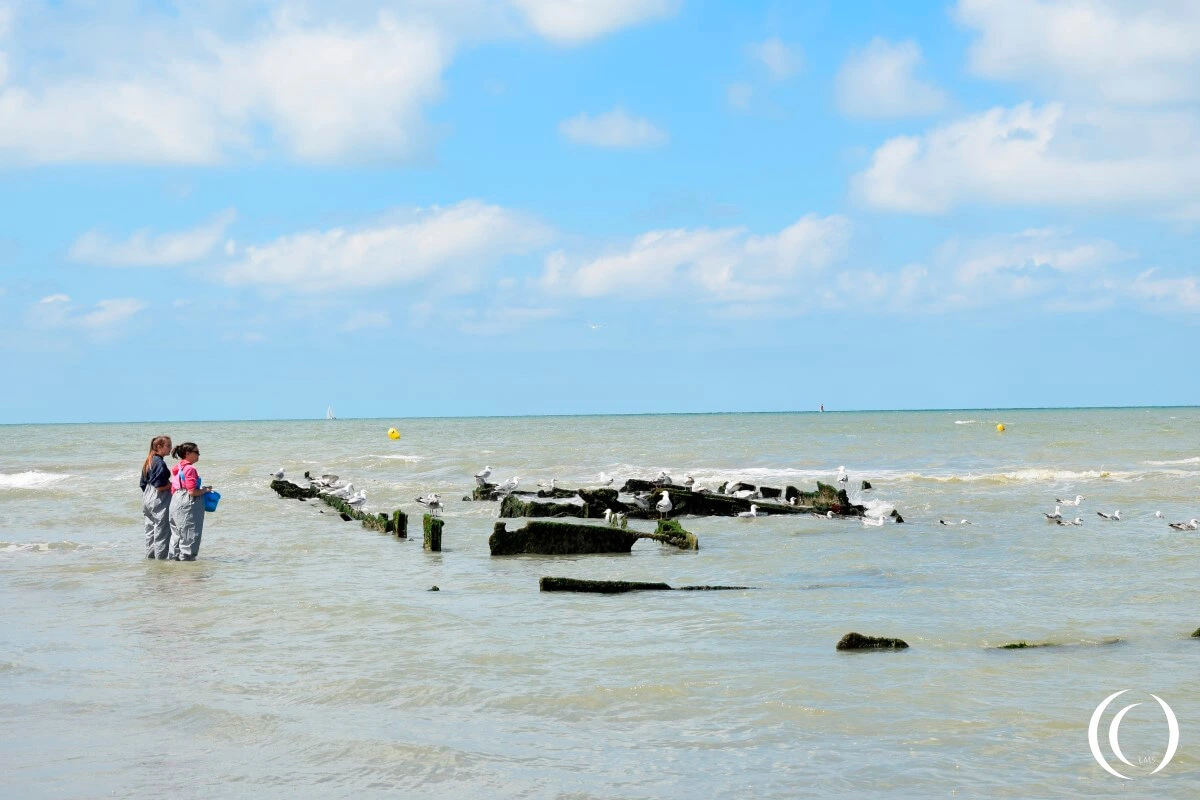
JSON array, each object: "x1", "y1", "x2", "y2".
[
  {"x1": 279, "y1": 465, "x2": 1200, "y2": 533},
  {"x1": 1039, "y1": 494, "x2": 1199, "y2": 530}
]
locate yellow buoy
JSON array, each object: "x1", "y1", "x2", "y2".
[
  {"x1": 996, "y1": 423, "x2": 1006, "y2": 433},
  {"x1": 387, "y1": 428, "x2": 400, "y2": 440}
]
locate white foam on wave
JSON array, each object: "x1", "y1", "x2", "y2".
[
  {"x1": 862, "y1": 499, "x2": 895, "y2": 519},
  {"x1": 0, "y1": 471, "x2": 70, "y2": 490},
  {"x1": 1142, "y1": 456, "x2": 1200, "y2": 466},
  {"x1": 0, "y1": 541, "x2": 110, "y2": 553},
  {"x1": 954, "y1": 420, "x2": 977, "y2": 425}
]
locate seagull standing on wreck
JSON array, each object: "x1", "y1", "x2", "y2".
[
  {"x1": 495, "y1": 476, "x2": 520, "y2": 495},
  {"x1": 417, "y1": 493, "x2": 443, "y2": 516},
  {"x1": 271, "y1": 468, "x2": 285, "y2": 480},
  {"x1": 656, "y1": 491, "x2": 673, "y2": 519},
  {"x1": 346, "y1": 490, "x2": 367, "y2": 511},
  {"x1": 474, "y1": 466, "x2": 492, "y2": 485},
  {"x1": 538, "y1": 478, "x2": 558, "y2": 491},
  {"x1": 655, "y1": 471, "x2": 673, "y2": 486},
  {"x1": 683, "y1": 475, "x2": 695, "y2": 489},
  {"x1": 836, "y1": 466, "x2": 848, "y2": 491}
]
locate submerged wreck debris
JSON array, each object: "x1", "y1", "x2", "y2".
[
  {"x1": 490, "y1": 519, "x2": 699, "y2": 556},
  {"x1": 271, "y1": 478, "x2": 407, "y2": 537},
  {"x1": 836, "y1": 632, "x2": 910, "y2": 651},
  {"x1": 539, "y1": 577, "x2": 752, "y2": 594},
  {"x1": 423, "y1": 514, "x2": 443, "y2": 552}
]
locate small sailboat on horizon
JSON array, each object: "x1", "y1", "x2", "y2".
[{"x1": 326, "y1": 406, "x2": 336, "y2": 420}]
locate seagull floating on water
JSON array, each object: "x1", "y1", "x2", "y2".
[
  {"x1": 1168, "y1": 519, "x2": 1199, "y2": 531},
  {"x1": 656, "y1": 491, "x2": 673, "y2": 518},
  {"x1": 1044, "y1": 506, "x2": 1063, "y2": 521},
  {"x1": 1155, "y1": 511, "x2": 1164, "y2": 519},
  {"x1": 1056, "y1": 517, "x2": 1084, "y2": 527},
  {"x1": 1055, "y1": 495, "x2": 1084, "y2": 506},
  {"x1": 939, "y1": 519, "x2": 971, "y2": 526},
  {"x1": 474, "y1": 466, "x2": 492, "y2": 485},
  {"x1": 737, "y1": 504, "x2": 763, "y2": 518},
  {"x1": 416, "y1": 493, "x2": 443, "y2": 516},
  {"x1": 1097, "y1": 509, "x2": 1121, "y2": 521}
]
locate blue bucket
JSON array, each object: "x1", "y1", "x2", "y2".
[{"x1": 204, "y1": 491, "x2": 221, "y2": 513}]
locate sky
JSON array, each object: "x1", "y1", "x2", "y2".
[{"x1": 0, "y1": 0, "x2": 1198, "y2": 423}]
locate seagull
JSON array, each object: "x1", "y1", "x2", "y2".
[
  {"x1": 724, "y1": 481, "x2": 740, "y2": 496},
  {"x1": 939, "y1": 519, "x2": 970, "y2": 526},
  {"x1": 825, "y1": 510, "x2": 834, "y2": 519},
  {"x1": 836, "y1": 466, "x2": 848, "y2": 489},
  {"x1": 629, "y1": 493, "x2": 650, "y2": 511},
  {"x1": 312, "y1": 473, "x2": 340, "y2": 488},
  {"x1": 346, "y1": 490, "x2": 367, "y2": 510},
  {"x1": 597, "y1": 472, "x2": 615, "y2": 486},
  {"x1": 474, "y1": 466, "x2": 492, "y2": 485},
  {"x1": 603, "y1": 508, "x2": 615, "y2": 526},
  {"x1": 1097, "y1": 509, "x2": 1121, "y2": 521},
  {"x1": 1055, "y1": 494, "x2": 1084, "y2": 506},
  {"x1": 655, "y1": 491, "x2": 673, "y2": 518},
  {"x1": 1044, "y1": 506, "x2": 1063, "y2": 521},
  {"x1": 538, "y1": 478, "x2": 558, "y2": 491},
  {"x1": 862, "y1": 515, "x2": 884, "y2": 527},
  {"x1": 737, "y1": 504, "x2": 763, "y2": 518},
  {"x1": 683, "y1": 475, "x2": 695, "y2": 489},
  {"x1": 327, "y1": 483, "x2": 355, "y2": 499},
  {"x1": 615, "y1": 512, "x2": 628, "y2": 529},
  {"x1": 271, "y1": 468, "x2": 285, "y2": 480},
  {"x1": 1056, "y1": 517, "x2": 1084, "y2": 527},
  {"x1": 733, "y1": 489, "x2": 758, "y2": 500},
  {"x1": 1155, "y1": 511, "x2": 1164, "y2": 519},
  {"x1": 655, "y1": 471, "x2": 674, "y2": 486},
  {"x1": 1168, "y1": 519, "x2": 1199, "y2": 531},
  {"x1": 416, "y1": 493, "x2": 443, "y2": 516},
  {"x1": 495, "y1": 476, "x2": 520, "y2": 494}
]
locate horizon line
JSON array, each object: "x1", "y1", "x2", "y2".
[{"x1": 2, "y1": 403, "x2": 1197, "y2": 427}]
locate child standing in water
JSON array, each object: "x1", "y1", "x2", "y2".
[
  {"x1": 139, "y1": 435, "x2": 173, "y2": 559},
  {"x1": 168, "y1": 442, "x2": 213, "y2": 561}
]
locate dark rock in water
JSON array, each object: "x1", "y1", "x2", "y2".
[
  {"x1": 490, "y1": 520, "x2": 698, "y2": 555},
  {"x1": 759, "y1": 485, "x2": 782, "y2": 499},
  {"x1": 429, "y1": 585, "x2": 440, "y2": 592},
  {"x1": 539, "y1": 576, "x2": 751, "y2": 593},
  {"x1": 1192, "y1": 628, "x2": 1200, "y2": 638},
  {"x1": 541, "y1": 577, "x2": 673, "y2": 593},
  {"x1": 861, "y1": 481, "x2": 872, "y2": 491},
  {"x1": 338, "y1": 512, "x2": 352, "y2": 522},
  {"x1": 998, "y1": 641, "x2": 1037, "y2": 649},
  {"x1": 576, "y1": 488, "x2": 621, "y2": 518},
  {"x1": 891, "y1": 509, "x2": 904, "y2": 523},
  {"x1": 423, "y1": 515, "x2": 443, "y2": 552},
  {"x1": 461, "y1": 495, "x2": 471, "y2": 501},
  {"x1": 654, "y1": 518, "x2": 699, "y2": 551},
  {"x1": 393, "y1": 510, "x2": 408, "y2": 539},
  {"x1": 836, "y1": 632, "x2": 909, "y2": 651},
  {"x1": 471, "y1": 482, "x2": 498, "y2": 501}
]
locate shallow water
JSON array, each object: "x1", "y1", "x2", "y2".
[{"x1": 2, "y1": 409, "x2": 1199, "y2": 798}]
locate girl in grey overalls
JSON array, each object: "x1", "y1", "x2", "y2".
[
  {"x1": 168, "y1": 442, "x2": 209, "y2": 561},
  {"x1": 140, "y1": 435, "x2": 173, "y2": 559}
]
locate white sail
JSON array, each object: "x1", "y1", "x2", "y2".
[{"x1": 326, "y1": 406, "x2": 336, "y2": 420}]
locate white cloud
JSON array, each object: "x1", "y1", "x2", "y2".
[
  {"x1": 853, "y1": 103, "x2": 1200, "y2": 213},
  {"x1": 0, "y1": 12, "x2": 448, "y2": 165},
  {"x1": 1130, "y1": 269, "x2": 1200, "y2": 311},
  {"x1": 224, "y1": 200, "x2": 551, "y2": 292},
  {"x1": 28, "y1": 296, "x2": 145, "y2": 331},
  {"x1": 69, "y1": 209, "x2": 236, "y2": 267},
  {"x1": 509, "y1": 0, "x2": 677, "y2": 44},
  {"x1": 835, "y1": 38, "x2": 945, "y2": 118},
  {"x1": 726, "y1": 82, "x2": 752, "y2": 111},
  {"x1": 943, "y1": 227, "x2": 1129, "y2": 284},
  {"x1": 540, "y1": 213, "x2": 850, "y2": 300},
  {"x1": 956, "y1": 0, "x2": 1200, "y2": 105},
  {"x1": 559, "y1": 108, "x2": 668, "y2": 148},
  {"x1": 343, "y1": 311, "x2": 392, "y2": 331},
  {"x1": 749, "y1": 37, "x2": 801, "y2": 80}
]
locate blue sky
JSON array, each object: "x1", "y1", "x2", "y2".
[{"x1": 1, "y1": 0, "x2": 1197, "y2": 423}]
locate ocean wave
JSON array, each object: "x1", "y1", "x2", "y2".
[
  {"x1": 0, "y1": 471, "x2": 71, "y2": 490},
  {"x1": 954, "y1": 420, "x2": 977, "y2": 425},
  {"x1": 1143, "y1": 456, "x2": 1200, "y2": 466},
  {"x1": 0, "y1": 541, "x2": 110, "y2": 553}
]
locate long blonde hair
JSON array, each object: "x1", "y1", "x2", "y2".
[{"x1": 142, "y1": 436, "x2": 171, "y2": 478}]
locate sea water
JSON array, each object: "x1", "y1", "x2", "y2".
[{"x1": 2, "y1": 409, "x2": 1199, "y2": 798}]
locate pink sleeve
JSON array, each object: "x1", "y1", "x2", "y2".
[{"x1": 180, "y1": 464, "x2": 198, "y2": 491}]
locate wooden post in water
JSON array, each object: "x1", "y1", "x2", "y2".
[
  {"x1": 423, "y1": 514, "x2": 443, "y2": 551},
  {"x1": 393, "y1": 510, "x2": 408, "y2": 539}
]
